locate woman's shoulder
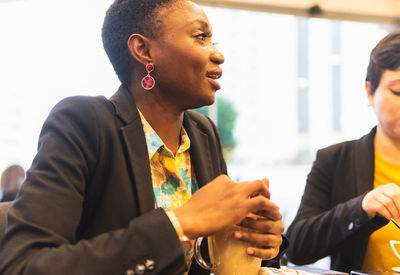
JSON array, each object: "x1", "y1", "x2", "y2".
[
  {"x1": 48, "y1": 95, "x2": 114, "y2": 120},
  {"x1": 53, "y1": 94, "x2": 109, "y2": 111},
  {"x1": 318, "y1": 127, "x2": 376, "y2": 158},
  {"x1": 41, "y1": 95, "x2": 116, "y2": 137},
  {"x1": 321, "y1": 139, "x2": 358, "y2": 153}
]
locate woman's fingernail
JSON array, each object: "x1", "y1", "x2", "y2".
[
  {"x1": 234, "y1": 231, "x2": 242, "y2": 239},
  {"x1": 247, "y1": 248, "x2": 254, "y2": 255}
]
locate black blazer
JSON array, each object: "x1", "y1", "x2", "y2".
[
  {"x1": 0, "y1": 86, "x2": 228, "y2": 275},
  {"x1": 286, "y1": 127, "x2": 388, "y2": 273}
]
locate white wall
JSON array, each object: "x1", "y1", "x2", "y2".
[{"x1": 0, "y1": 0, "x2": 119, "y2": 171}]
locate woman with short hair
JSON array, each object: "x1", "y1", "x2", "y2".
[{"x1": 0, "y1": 1, "x2": 286, "y2": 274}]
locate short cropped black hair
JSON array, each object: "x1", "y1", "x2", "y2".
[
  {"x1": 366, "y1": 29, "x2": 400, "y2": 94},
  {"x1": 102, "y1": 0, "x2": 177, "y2": 86}
]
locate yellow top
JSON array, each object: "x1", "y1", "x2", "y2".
[{"x1": 362, "y1": 153, "x2": 400, "y2": 271}]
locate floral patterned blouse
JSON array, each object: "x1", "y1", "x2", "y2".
[{"x1": 138, "y1": 109, "x2": 199, "y2": 271}]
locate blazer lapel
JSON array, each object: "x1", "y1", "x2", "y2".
[
  {"x1": 183, "y1": 113, "x2": 213, "y2": 188},
  {"x1": 354, "y1": 126, "x2": 376, "y2": 194},
  {"x1": 110, "y1": 86, "x2": 154, "y2": 214}
]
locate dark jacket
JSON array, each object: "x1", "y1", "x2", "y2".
[
  {"x1": 286, "y1": 127, "x2": 388, "y2": 273},
  {"x1": 0, "y1": 86, "x2": 285, "y2": 275}
]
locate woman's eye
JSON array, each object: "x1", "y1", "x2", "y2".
[
  {"x1": 195, "y1": 33, "x2": 210, "y2": 42},
  {"x1": 197, "y1": 34, "x2": 206, "y2": 41},
  {"x1": 390, "y1": 89, "x2": 400, "y2": 96}
]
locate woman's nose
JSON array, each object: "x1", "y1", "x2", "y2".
[{"x1": 210, "y1": 48, "x2": 225, "y2": 65}]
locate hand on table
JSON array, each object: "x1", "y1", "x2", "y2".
[
  {"x1": 174, "y1": 175, "x2": 274, "y2": 239},
  {"x1": 362, "y1": 182, "x2": 400, "y2": 221}
]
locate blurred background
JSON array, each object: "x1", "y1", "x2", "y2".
[{"x1": 0, "y1": 0, "x2": 398, "y2": 267}]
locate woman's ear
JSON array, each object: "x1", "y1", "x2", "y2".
[
  {"x1": 127, "y1": 33, "x2": 152, "y2": 65},
  {"x1": 365, "y1": 81, "x2": 374, "y2": 107}
]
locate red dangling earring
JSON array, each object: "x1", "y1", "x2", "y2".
[{"x1": 141, "y1": 63, "x2": 155, "y2": 90}]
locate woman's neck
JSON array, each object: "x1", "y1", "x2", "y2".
[
  {"x1": 132, "y1": 90, "x2": 184, "y2": 155},
  {"x1": 375, "y1": 126, "x2": 400, "y2": 164}
]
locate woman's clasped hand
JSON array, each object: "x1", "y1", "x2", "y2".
[{"x1": 175, "y1": 175, "x2": 284, "y2": 259}]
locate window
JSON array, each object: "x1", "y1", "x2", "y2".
[
  {"x1": 201, "y1": 5, "x2": 391, "y2": 229},
  {"x1": 200, "y1": 6, "x2": 393, "y2": 267}
]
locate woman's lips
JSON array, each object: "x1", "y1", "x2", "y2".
[
  {"x1": 206, "y1": 70, "x2": 222, "y2": 90},
  {"x1": 207, "y1": 78, "x2": 221, "y2": 90}
]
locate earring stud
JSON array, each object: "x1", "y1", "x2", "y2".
[{"x1": 141, "y1": 63, "x2": 155, "y2": 90}]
